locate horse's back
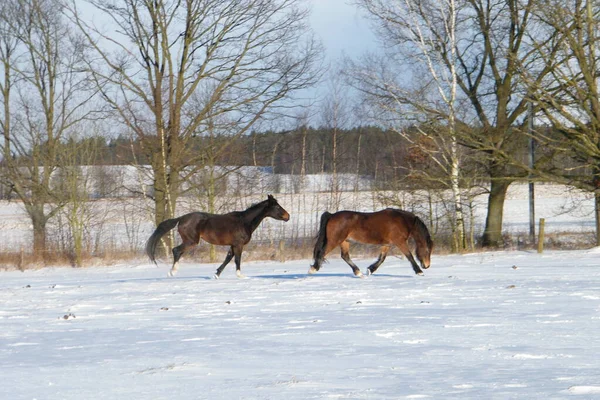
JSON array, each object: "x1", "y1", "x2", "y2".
[
  {"x1": 333, "y1": 208, "x2": 415, "y2": 226},
  {"x1": 175, "y1": 211, "x2": 237, "y2": 244},
  {"x1": 178, "y1": 211, "x2": 211, "y2": 227},
  {"x1": 329, "y1": 209, "x2": 413, "y2": 245},
  {"x1": 382, "y1": 208, "x2": 418, "y2": 223}
]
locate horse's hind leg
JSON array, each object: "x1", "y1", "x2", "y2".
[
  {"x1": 367, "y1": 246, "x2": 390, "y2": 275},
  {"x1": 395, "y1": 240, "x2": 423, "y2": 275},
  {"x1": 214, "y1": 248, "x2": 234, "y2": 279},
  {"x1": 340, "y1": 241, "x2": 363, "y2": 277},
  {"x1": 232, "y1": 245, "x2": 246, "y2": 278},
  {"x1": 309, "y1": 236, "x2": 347, "y2": 274},
  {"x1": 169, "y1": 242, "x2": 195, "y2": 277}
]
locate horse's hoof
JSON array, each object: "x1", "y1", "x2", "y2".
[
  {"x1": 308, "y1": 266, "x2": 318, "y2": 274},
  {"x1": 416, "y1": 271, "x2": 424, "y2": 276},
  {"x1": 236, "y1": 271, "x2": 246, "y2": 279},
  {"x1": 367, "y1": 269, "x2": 373, "y2": 276},
  {"x1": 168, "y1": 270, "x2": 177, "y2": 277},
  {"x1": 213, "y1": 274, "x2": 219, "y2": 280},
  {"x1": 354, "y1": 270, "x2": 364, "y2": 278}
]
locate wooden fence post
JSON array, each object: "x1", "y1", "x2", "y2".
[
  {"x1": 18, "y1": 246, "x2": 24, "y2": 271},
  {"x1": 278, "y1": 240, "x2": 285, "y2": 263},
  {"x1": 537, "y1": 218, "x2": 545, "y2": 254}
]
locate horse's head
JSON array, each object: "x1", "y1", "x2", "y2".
[
  {"x1": 416, "y1": 238, "x2": 433, "y2": 269},
  {"x1": 266, "y1": 194, "x2": 290, "y2": 221},
  {"x1": 412, "y1": 216, "x2": 433, "y2": 270}
]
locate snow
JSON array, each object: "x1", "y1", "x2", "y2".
[
  {"x1": 2, "y1": 250, "x2": 600, "y2": 399},
  {"x1": 1, "y1": 182, "x2": 600, "y2": 398}
]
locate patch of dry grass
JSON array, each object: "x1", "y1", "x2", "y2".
[{"x1": 1, "y1": 230, "x2": 595, "y2": 271}]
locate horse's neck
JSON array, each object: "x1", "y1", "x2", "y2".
[{"x1": 242, "y1": 201, "x2": 269, "y2": 232}]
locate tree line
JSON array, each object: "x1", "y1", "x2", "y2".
[
  {"x1": 7, "y1": 126, "x2": 418, "y2": 181},
  {"x1": 4, "y1": 122, "x2": 574, "y2": 189}
]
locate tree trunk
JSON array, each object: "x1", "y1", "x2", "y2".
[
  {"x1": 593, "y1": 169, "x2": 600, "y2": 247},
  {"x1": 331, "y1": 126, "x2": 339, "y2": 210},
  {"x1": 595, "y1": 191, "x2": 600, "y2": 247},
  {"x1": 301, "y1": 126, "x2": 307, "y2": 177},
  {"x1": 31, "y1": 211, "x2": 47, "y2": 261},
  {"x1": 207, "y1": 165, "x2": 217, "y2": 262},
  {"x1": 354, "y1": 132, "x2": 362, "y2": 207},
  {"x1": 451, "y1": 176, "x2": 466, "y2": 251},
  {"x1": 450, "y1": 135, "x2": 465, "y2": 251},
  {"x1": 481, "y1": 179, "x2": 512, "y2": 247},
  {"x1": 153, "y1": 165, "x2": 177, "y2": 257}
]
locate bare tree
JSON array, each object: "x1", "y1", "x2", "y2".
[
  {"x1": 53, "y1": 135, "x2": 104, "y2": 266},
  {"x1": 526, "y1": 0, "x2": 600, "y2": 244},
  {"x1": 321, "y1": 69, "x2": 350, "y2": 210},
  {"x1": 0, "y1": 2, "x2": 17, "y2": 167},
  {"x1": 0, "y1": 0, "x2": 93, "y2": 258},
  {"x1": 67, "y1": 0, "x2": 322, "y2": 233},
  {"x1": 353, "y1": 0, "x2": 556, "y2": 247}
]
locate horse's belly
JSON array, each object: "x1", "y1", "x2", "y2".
[
  {"x1": 200, "y1": 231, "x2": 232, "y2": 246},
  {"x1": 200, "y1": 229, "x2": 249, "y2": 246},
  {"x1": 348, "y1": 230, "x2": 389, "y2": 245}
]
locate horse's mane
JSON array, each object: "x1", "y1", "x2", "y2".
[
  {"x1": 246, "y1": 198, "x2": 268, "y2": 211},
  {"x1": 413, "y1": 216, "x2": 433, "y2": 250}
]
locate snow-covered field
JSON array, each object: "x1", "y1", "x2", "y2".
[
  {"x1": 2, "y1": 250, "x2": 600, "y2": 399},
  {"x1": 0, "y1": 183, "x2": 597, "y2": 252},
  {"x1": 1, "y1": 183, "x2": 600, "y2": 399}
]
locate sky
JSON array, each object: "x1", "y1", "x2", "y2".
[
  {"x1": 309, "y1": 0, "x2": 379, "y2": 61},
  {"x1": 293, "y1": 0, "x2": 381, "y2": 120},
  {"x1": 72, "y1": 0, "x2": 380, "y2": 126},
  {"x1": 74, "y1": 0, "x2": 377, "y2": 63}
]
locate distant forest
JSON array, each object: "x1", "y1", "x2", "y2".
[
  {"x1": 75, "y1": 126, "x2": 423, "y2": 185},
  {"x1": 21, "y1": 124, "x2": 573, "y2": 193}
]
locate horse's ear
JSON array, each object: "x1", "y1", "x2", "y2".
[{"x1": 267, "y1": 194, "x2": 274, "y2": 201}]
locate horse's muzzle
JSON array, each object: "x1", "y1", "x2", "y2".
[{"x1": 281, "y1": 212, "x2": 290, "y2": 221}]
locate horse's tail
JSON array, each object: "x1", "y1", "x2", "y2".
[
  {"x1": 313, "y1": 211, "x2": 332, "y2": 265},
  {"x1": 145, "y1": 217, "x2": 181, "y2": 265},
  {"x1": 412, "y1": 215, "x2": 433, "y2": 252}
]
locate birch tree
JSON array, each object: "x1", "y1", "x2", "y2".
[
  {"x1": 352, "y1": 0, "x2": 466, "y2": 249},
  {"x1": 354, "y1": 0, "x2": 556, "y2": 247}
]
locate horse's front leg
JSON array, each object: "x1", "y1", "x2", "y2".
[
  {"x1": 407, "y1": 254, "x2": 423, "y2": 275},
  {"x1": 395, "y1": 241, "x2": 423, "y2": 275},
  {"x1": 367, "y1": 245, "x2": 390, "y2": 275},
  {"x1": 233, "y1": 245, "x2": 246, "y2": 278},
  {"x1": 340, "y1": 241, "x2": 363, "y2": 278},
  {"x1": 214, "y1": 248, "x2": 234, "y2": 279}
]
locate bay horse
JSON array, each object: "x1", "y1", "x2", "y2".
[
  {"x1": 309, "y1": 208, "x2": 433, "y2": 277},
  {"x1": 146, "y1": 195, "x2": 290, "y2": 278}
]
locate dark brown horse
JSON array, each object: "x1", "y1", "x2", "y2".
[
  {"x1": 309, "y1": 208, "x2": 433, "y2": 277},
  {"x1": 146, "y1": 195, "x2": 290, "y2": 278}
]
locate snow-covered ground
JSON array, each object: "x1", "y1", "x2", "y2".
[
  {"x1": 1, "y1": 183, "x2": 599, "y2": 399},
  {"x1": 2, "y1": 250, "x2": 600, "y2": 399}
]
